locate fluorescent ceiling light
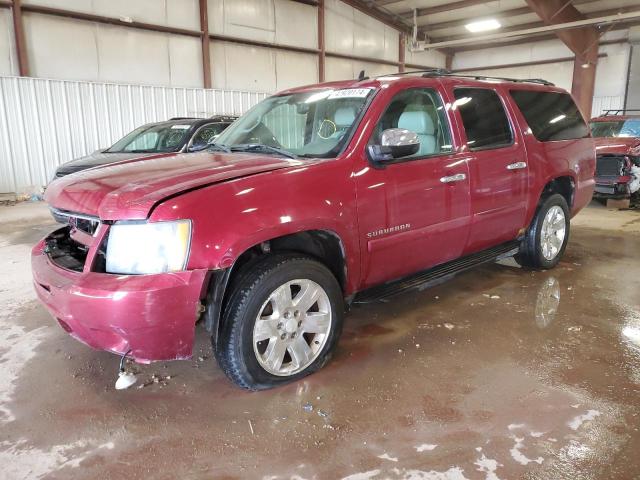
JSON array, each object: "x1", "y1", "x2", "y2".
[
  {"x1": 465, "y1": 18, "x2": 501, "y2": 33},
  {"x1": 549, "y1": 114, "x2": 566, "y2": 124}
]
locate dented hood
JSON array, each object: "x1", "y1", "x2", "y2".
[{"x1": 45, "y1": 151, "x2": 303, "y2": 220}]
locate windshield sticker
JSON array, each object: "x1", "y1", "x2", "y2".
[
  {"x1": 328, "y1": 88, "x2": 372, "y2": 99},
  {"x1": 171, "y1": 125, "x2": 190, "y2": 130}
]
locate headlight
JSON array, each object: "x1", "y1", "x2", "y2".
[{"x1": 106, "y1": 220, "x2": 191, "y2": 274}]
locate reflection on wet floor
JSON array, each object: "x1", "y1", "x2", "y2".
[{"x1": 1, "y1": 205, "x2": 640, "y2": 479}]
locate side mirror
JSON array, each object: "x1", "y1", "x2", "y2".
[{"x1": 368, "y1": 128, "x2": 420, "y2": 164}]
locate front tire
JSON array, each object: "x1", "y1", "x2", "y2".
[
  {"x1": 215, "y1": 254, "x2": 344, "y2": 390},
  {"x1": 516, "y1": 193, "x2": 570, "y2": 269}
]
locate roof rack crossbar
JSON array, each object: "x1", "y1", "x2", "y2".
[{"x1": 603, "y1": 109, "x2": 640, "y2": 116}]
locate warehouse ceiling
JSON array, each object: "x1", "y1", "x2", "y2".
[{"x1": 361, "y1": 0, "x2": 640, "y2": 50}]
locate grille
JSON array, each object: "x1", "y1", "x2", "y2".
[
  {"x1": 50, "y1": 208, "x2": 100, "y2": 236},
  {"x1": 595, "y1": 155, "x2": 625, "y2": 177}
]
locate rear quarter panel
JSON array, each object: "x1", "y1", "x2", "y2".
[{"x1": 503, "y1": 86, "x2": 595, "y2": 221}]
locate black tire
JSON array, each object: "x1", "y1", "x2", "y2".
[
  {"x1": 516, "y1": 193, "x2": 570, "y2": 269},
  {"x1": 215, "y1": 254, "x2": 344, "y2": 390}
]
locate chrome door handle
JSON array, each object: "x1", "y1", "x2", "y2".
[
  {"x1": 506, "y1": 161, "x2": 527, "y2": 170},
  {"x1": 440, "y1": 173, "x2": 466, "y2": 183}
]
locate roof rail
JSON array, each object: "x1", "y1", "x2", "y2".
[
  {"x1": 371, "y1": 69, "x2": 554, "y2": 86},
  {"x1": 423, "y1": 71, "x2": 554, "y2": 86},
  {"x1": 169, "y1": 116, "x2": 198, "y2": 120},
  {"x1": 603, "y1": 109, "x2": 640, "y2": 116}
]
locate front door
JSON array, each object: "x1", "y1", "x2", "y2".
[
  {"x1": 449, "y1": 87, "x2": 529, "y2": 254},
  {"x1": 356, "y1": 87, "x2": 471, "y2": 288}
]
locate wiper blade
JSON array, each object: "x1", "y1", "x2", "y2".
[
  {"x1": 205, "y1": 143, "x2": 231, "y2": 153},
  {"x1": 231, "y1": 144, "x2": 297, "y2": 159}
]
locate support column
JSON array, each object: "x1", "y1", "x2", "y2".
[
  {"x1": 199, "y1": 0, "x2": 211, "y2": 89},
  {"x1": 318, "y1": 0, "x2": 325, "y2": 82},
  {"x1": 445, "y1": 53, "x2": 453, "y2": 71},
  {"x1": 399, "y1": 33, "x2": 406, "y2": 72},
  {"x1": 12, "y1": 0, "x2": 29, "y2": 77},
  {"x1": 525, "y1": 0, "x2": 600, "y2": 117}
]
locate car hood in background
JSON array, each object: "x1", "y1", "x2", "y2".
[
  {"x1": 594, "y1": 137, "x2": 640, "y2": 155},
  {"x1": 54, "y1": 151, "x2": 161, "y2": 176},
  {"x1": 45, "y1": 152, "x2": 305, "y2": 220}
]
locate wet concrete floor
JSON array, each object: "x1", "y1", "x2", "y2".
[{"x1": 1, "y1": 201, "x2": 639, "y2": 480}]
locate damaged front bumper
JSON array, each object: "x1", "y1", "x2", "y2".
[{"x1": 31, "y1": 233, "x2": 208, "y2": 363}]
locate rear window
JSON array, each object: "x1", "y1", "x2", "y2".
[
  {"x1": 510, "y1": 90, "x2": 589, "y2": 141},
  {"x1": 453, "y1": 88, "x2": 513, "y2": 150}
]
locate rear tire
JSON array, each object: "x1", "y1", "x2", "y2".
[
  {"x1": 215, "y1": 254, "x2": 344, "y2": 390},
  {"x1": 516, "y1": 193, "x2": 570, "y2": 269}
]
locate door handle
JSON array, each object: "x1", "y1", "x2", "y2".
[
  {"x1": 440, "y1": 173, "x2": 466, "y2": 183},
  {"x1": 506, "y1": 161, "x2": 527, "y2": 170}
]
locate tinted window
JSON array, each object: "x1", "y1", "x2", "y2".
[
  {"x1": 371, "y1": 88, "x2": 453, "y2": 158},
  {"x1": 510, "y1": 90, "x2": 589, "y2": 141},
  {"x1": 453, "y1": 88, "x2": 513, "y2": 150},
  {"x1": 107, "y1": 123, "x2": 192, "y2": 153},
  {"x1": 590, "y1": 119, "x2": 640, "y2": 138}
]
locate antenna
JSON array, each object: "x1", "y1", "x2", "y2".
[{"x1": 357, "y1": 70, "x2": 368, "y2": 81}]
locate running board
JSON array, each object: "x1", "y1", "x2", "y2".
[{"x1": 353, "y1": 241, "x2": 520, "y2": 304}]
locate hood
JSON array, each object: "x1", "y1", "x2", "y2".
[
  {"x1": 55, "y1": 150, "x2": 162, "y2": 176},
  {"x1": 45, "y1": 152, "x2": 304, "y2": 220},
  {"x1": 594, "y1": 137, "x2": 640, "y2": 155}
]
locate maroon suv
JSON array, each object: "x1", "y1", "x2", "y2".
[{"x1": 33, "y1": 71, "x2": 595, "y2": 390}]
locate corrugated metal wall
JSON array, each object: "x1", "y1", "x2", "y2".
[
  {"x1": 0, "y1": 76, "x2": 268, "y2": 194},
  {"x1": 592, "y1": 95, "x2": 626, "y2": 117}
]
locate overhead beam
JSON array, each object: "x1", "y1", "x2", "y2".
[
  {"x1": 450, "y1": 22, "x2": 638, "y2": 52},
  {"x1": 428, "y1": 6, "x2": 640, "y2": 40},
  {"x1": 198, "y1": 0, "x2": 211, "y2": 88},
  {"x1": 414, "y1": 12, "x2": 640, "y2": 49},
  {"x1": 21, "y1": 4, "x2": 202, "y2": 37},
  {"x1": 525, "y1": 0, "x2": 600, "y2": 118},
  {"x1": 451, "y1": 52, "x2": 607, "y2": 73},
  {"x1": 396, "y1": 0, "x2": 491, "y2": 18},
  {"x1": 340, "y1": 0, "x2": 410, "y2": 33},
  {"x1": 420, "y1": 7, "x2": 532, "y2": 34}
]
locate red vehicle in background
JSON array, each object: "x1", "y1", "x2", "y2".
[
  {"x1": 589, "y1": 110, "x2": 640, "y2": 203},
  {"x1": 33, "y1": 71, "x2": 595, "y2": 390}
]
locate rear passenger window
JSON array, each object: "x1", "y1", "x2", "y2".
[
  {"x1": 453, "y1": 88, "x2": 513, "y2": 150},
  {"x1": 510, "y1": 90, "x2": 589, "y2": 141}
]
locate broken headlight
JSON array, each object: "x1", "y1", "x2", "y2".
[{"x1": 105, "y1": 220, "x2": 191, "y2": 274}]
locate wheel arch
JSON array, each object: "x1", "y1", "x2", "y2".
[{"x1": 204, "y1": 229, "x2": 349, "y2": 348}]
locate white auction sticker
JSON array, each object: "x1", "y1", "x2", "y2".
[
  {"x1": 328, "y1": 88, "x2": 372, "y2": 99},
  {"x1": 171, "y1": 124, "x2": 190, "y2": 130}
]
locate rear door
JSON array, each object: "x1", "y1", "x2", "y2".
[{"x1": 450, "y1": 87, "x2": 528, "y2": 253}]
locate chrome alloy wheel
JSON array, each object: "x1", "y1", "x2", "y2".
[
  {"x1": 252, "y1": 279, "x2": 332, "y2": 376},
  {"x1": 540, "y1": 206, "x2": 566, "y2": 261}
]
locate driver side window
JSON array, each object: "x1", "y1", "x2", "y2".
[{"x1": 372, "y1": 88, "x2": 453, "y2": 159}]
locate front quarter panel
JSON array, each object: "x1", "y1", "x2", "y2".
[{"x1": 149, "y1": 160, "x2": 360, "y2": 293}]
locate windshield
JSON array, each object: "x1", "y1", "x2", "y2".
[
  {"x1": 213, "y1": 88, "x2": 374, "y2": 158},
  {"x1": 590, "y1": 119, "x2": 640, "y2": 138},
  {"x1": 106, "y1": 123, "x2": 194, "y2": 153}
]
